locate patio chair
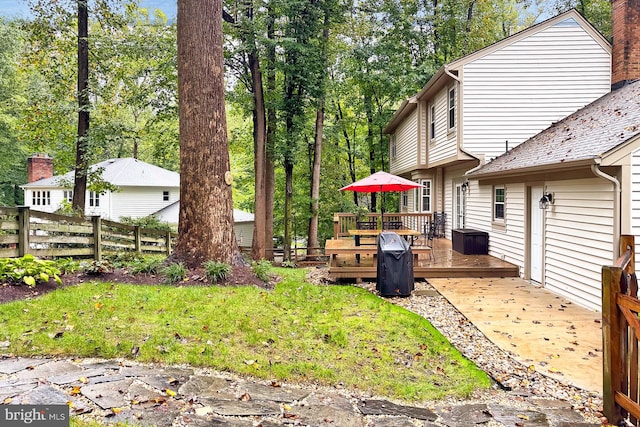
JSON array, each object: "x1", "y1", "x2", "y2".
[{"x1": 423, "y1": 222, "x2": 436, "y2": 261}]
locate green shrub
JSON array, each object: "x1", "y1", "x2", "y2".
[
  {"x1": 203, "y1": 260, "x2": 231, "y2": 283},
  {"x1": 281, "y1": 260, "x2": 296, "y2": 268},
  {"x1": 0, "y1": 255, "x2": 62, "y2": 287},
  {"x1": 119, "y1": 215, "x2": 174, "y2": 232},
  {"x1": 252, "y1": 259, "x2": 271, "y2": 282},
  {"x1": 128, "y1": 255, "x2": 165, "y2": 274},
  {"x1": 55, "y1": 257, "x2": 81, "y2": 275},
  {"x1": 161, "y1": 262, "x2": 186, "y2": 284},
  {"x1": 80, "y1": 259, "x2": 114, "y2": 275},
  {"x1": 105, "y1": 252, "x2": 143, "y2": 268}
]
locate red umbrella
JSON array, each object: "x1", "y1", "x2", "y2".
[
  {"x1": 339, "y1": 171, "x2": 423, "y2": 193},
  {"x1": 340, "y1": 171, "x2": 424, "y2": 225}
]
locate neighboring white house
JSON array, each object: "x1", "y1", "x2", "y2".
[
  {"x1": 20, "y1": 156, "x2": 254, "y2": 246},
  {"x1": 154, "y1": 202, "x2": 255, "y2": 247},
  {"x1": 464, "y1": 0, "x2": 640, "y2": 312},
  {"x1": 21, "y1": 157, "x2": 180, "y2": 219},
  {"x1": 383, "y1": 9, "x2": 611, "y2": 237}
]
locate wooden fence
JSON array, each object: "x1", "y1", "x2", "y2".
[
  {"x1": 603, "y1": 234, "x2": 639, "y2": 425},
  {"x1": 0, "y1": 206, "x2": 176, "y2": 260}
]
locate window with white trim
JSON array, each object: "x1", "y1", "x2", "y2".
[
  {"x1": 390, "y1": 134, "x2": 397, "y2": 159},
  {"x1": 63, "y1": 190, "x2": 73, "y2": 203},
  {"x1": 402, "y1": 192, "x2": 408, "y2": 210},
  {"x1": 429, "y1": 104, "x2": 435, "y2": 141},
  {"x1": 163, "y1": 190, "x2": 170, "y2": 201},
  {"x1": 448, "y1": 87, "x2": 455, "y2": 129},
  {"x1": 32, "y1": 190, "x2": 51, "y2": 206},
  {"x1": 421, "y1": 179, "x2": 432, "y2": 212},
  {"x1": 89, "y1": 191, "x2": 100, "y2": 207},
  {"x1": 494, "y1": 186, "x2": 505, "y2": 221}
]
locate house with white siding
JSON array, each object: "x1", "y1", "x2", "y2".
[
  {"x1": 21, "y1": 156, "x2": 180, "y2": 220},
  {"x1": 20, "y1": 156, "x2": 255, "y2": 246},
  {"x1": 154, "y1": 202, "x2": 255, "y2": 248},
  {"x1": 384, "y1": 9, "x2": 611, "y2": 240},
  {"x1": 465, "y1": 0, "x2": 640, "y2": 312}
]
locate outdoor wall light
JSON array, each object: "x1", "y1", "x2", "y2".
[
  {"x1": 539, "y1": 193, "x2": 553, "y2": 210},
  {"x1": 461, "y1": 180, "x2": 469, "y2": 193}
]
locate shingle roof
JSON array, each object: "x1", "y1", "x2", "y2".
[
  {"x1": 469, "y1": 80, "x2": 640, "y2": 177},
  {"x1": 22, "y1": 158, "x2": 180, "y2": 188}
]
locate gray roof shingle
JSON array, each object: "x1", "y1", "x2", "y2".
[
  {"x1": 469, "y1": 80, "x2": 640, "y2": 177},
  {"x1": 22, "y1": 157, "x2": 180, "y2": 188}
]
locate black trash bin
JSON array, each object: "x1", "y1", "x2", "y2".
[{"x1": 376, "y1": 231, "x2": 414, "y2": 297}]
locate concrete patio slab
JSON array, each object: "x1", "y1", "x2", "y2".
[{"x1": 428, "y1": 277, "x2": 602, "y2": 393}]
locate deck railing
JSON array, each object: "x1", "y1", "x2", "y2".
[
  {"x1": 603, "y1": 234, "x2": 639, "y2": 425},
  {"x1": 333, "y1": 212, "x2": 432, "y2": 238}
]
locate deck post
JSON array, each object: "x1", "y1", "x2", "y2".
[
  {"x1": 92, "y1": 216, "x2": 102, "y2": 261},
  {"x1": 602, "y1": 264, "x2": 625, "y2": 424},
  {"x1": 17, "y1": 206, "x2": 30, "y2": 256}
]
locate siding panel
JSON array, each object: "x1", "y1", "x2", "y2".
[
  {"x1": 429, "y1": 88, "x2": 458, "y2": 164},
  {"x1": 544, "y1": 178, "x2": 614, "y2": 311},
  {"x1": 390, "y1": 110, "x2": 418, "y2": 174},
  {"x1": 462, "y1": 18, "x2": 610, "y2": 160}
]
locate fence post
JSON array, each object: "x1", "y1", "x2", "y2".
[
  {"x1": 17, "y1": 206, "x2": 30, "y2": 257},
  {"x1": 602, "y1": 264, "x2": 625, "y2": 424},
  {"x1": 165, "y1": 231, "x2": 172, "y2": 255},
  {"x1": 92, "y1": 216, "x2": 102, "y2": 261},
  {"x1": 134, "y1": 226, "x2": 141, "y2": 254}
]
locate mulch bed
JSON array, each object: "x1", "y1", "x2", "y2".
[{"x1": 0, "y1": 264, "x2": 270, "y2": 305}]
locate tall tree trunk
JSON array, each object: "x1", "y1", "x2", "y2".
[
  {"x1": 264, "y1": 5, "x2": 277, "y2": 260},
  {"x1": 239, "y1": 2, "x2": 267, "y2": 261},
  {"x1": 335, "y1": 100, "x2": 357, "y2": 205},
  {"x1": 250, "y1": 50, "x2": 267, "y2": 261},
  {"x1": 72, "y1": 0, "x2": 89, "y2": 213},
  {"x1": 307, "y1": 19, "x2": 329, "y2": 257},
  {"x1": 364, "y1": 90, "x2": 377, "y2": 212},
  {"x1": 173, "y1": 0, "x2": 239, "y2": 267},
  {"x1": 307, "y1": 102, "x2": 323, "y2": 256},
  {"x1": 283, "y1": 156, "x2": 293, "y2": 262}
]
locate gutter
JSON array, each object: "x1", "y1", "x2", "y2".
[
  {"x1": 591, "y1": 163, "x2": 621, "y2": 259},
  {"x1": 444, "y1": 65, "x2": 460, "y2": 82}
]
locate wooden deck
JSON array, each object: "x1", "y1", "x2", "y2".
[{"x1": 326, "y1": 237, "x2": 519, "y2": 281}]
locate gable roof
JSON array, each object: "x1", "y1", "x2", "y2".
[
  {"x1": 383, "y1": 9, "x2": 609, "y2": 134},
  {"x1": 469, "y1": 80, "x2": 640, "y2": 178},
  {"x1": 22, "y1": 158, "x2": 180, "y2": 189}
]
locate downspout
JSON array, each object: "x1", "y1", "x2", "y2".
[{"x1": 591, "y1": 163, "x2": 621, "y2": 259}]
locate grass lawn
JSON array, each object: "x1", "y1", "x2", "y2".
[{"x1": 0, "y1": 268, "x2": 490, "y2": 401}]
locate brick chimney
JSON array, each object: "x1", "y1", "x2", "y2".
[
  {"x1": 27, "y1": 154, "x2": 53, "y2": 183},
  {"x1": 611, "y1": 0, "x2": 640, "y2": 90}
]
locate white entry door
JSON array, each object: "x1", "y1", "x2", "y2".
[{"x1": 530, "y1": 186, "x2": 544, "y2": 283}]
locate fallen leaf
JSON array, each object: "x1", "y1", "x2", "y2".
[
  {"x1": 3, "y1": 397, "x2": 11, "y2": 404},
  {"x1": 517, "y1": 414, "x2": 529, "y2": 420},
  {"x1": 95, "y1": 302, "x2": 103, "y2": 310},
  {"x1": 239, "y1": 393, "x2": 252, "y2": 401},
  {"x1": 70, "y1": 386, "x2": 82, "y2": 396},
  {"x1": 111, "y1": 408, "x2": 123, "y2": 414},
  {"x1": 282, "y1": 403, "x2": 292, "y2": 411},
  {"x1": 78, "y1": 377, "x2": 89, "y2": 384},
  {"x1": 164, "y1": 389, "x2": 176, "y2": 397}
]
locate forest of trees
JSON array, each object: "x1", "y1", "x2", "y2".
[{"x1": 0, "y1": 0, "x2": 611, "y2": 260}]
